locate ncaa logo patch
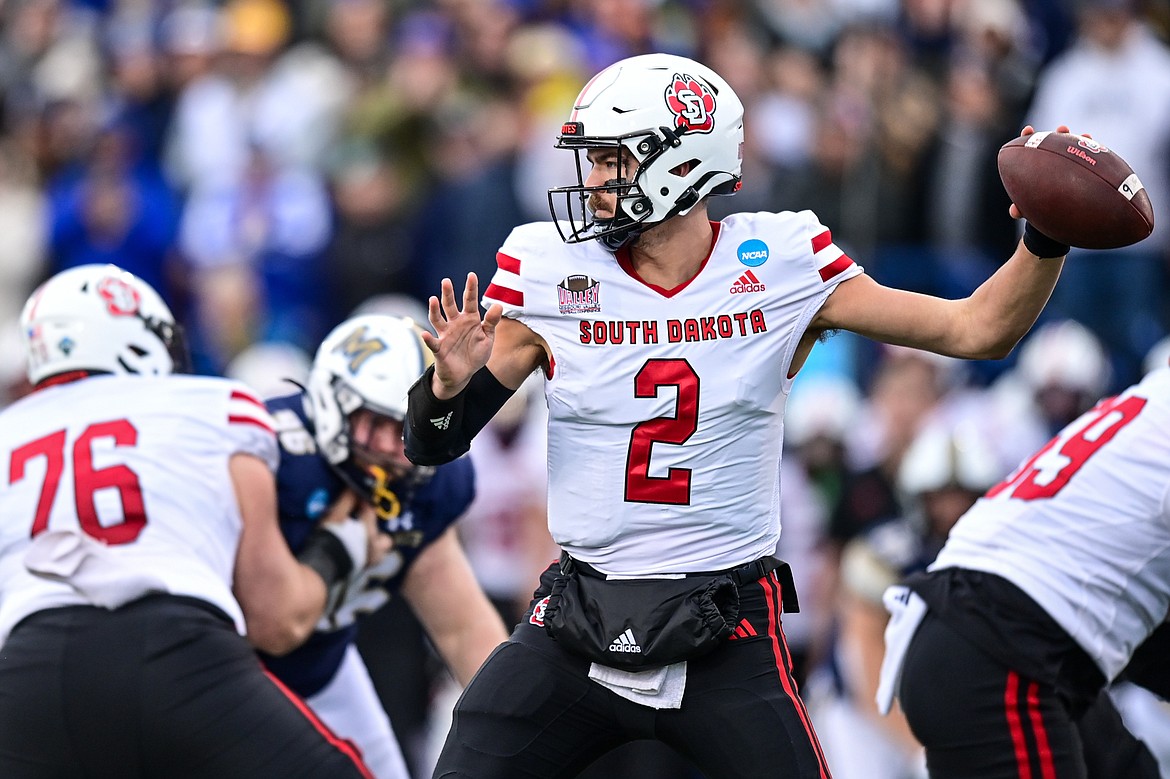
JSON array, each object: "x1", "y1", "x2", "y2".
[
  {"x1": 305, "y1": 487, "x2": 330, "y2": 519},
  {"x1": 737, "y1": 239, "x2": 769, "y2": 267}
]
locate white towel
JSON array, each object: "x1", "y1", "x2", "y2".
[
  {"x1": 875, "y1": 585, "x2": 928, "y2": 715},
  {"x1": 24, "y1": 530, "x2": 167, "y2": 609},
  {"x1": 588, "y1": 661, "x2": 687, "y2": 709}
]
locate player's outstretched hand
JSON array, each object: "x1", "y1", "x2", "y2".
[
  {"x1": 423, "y1": 273, "x2": 503, "y2": 398},
  {"x1": 1008, "y1": 124, "x2": 1086, "y2": 219}
]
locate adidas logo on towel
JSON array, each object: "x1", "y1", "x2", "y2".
[
  {"x1": 609, "y1": 628, "x2": 642, "y2": 654},
  {"x1": 430, "y1": 412, "x2": 453, "y2": 430},
  {"x1": 729, "y1": 270, "x2": 765, "y2": 294}
]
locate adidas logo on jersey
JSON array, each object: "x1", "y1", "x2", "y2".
[
  {"x1": 430, "y1": 412, "x2": 452, "y2": 430},
  {"x1": 730, "y1": 270, "x2": 765, "y2": 294},
  {"x1": 609, "y1": 628, "x2": 642, "y2": 654}
]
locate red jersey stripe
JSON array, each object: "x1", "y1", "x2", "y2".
[
  {"x1": 230, "y1": 389, "x2": 266, "y2": 410},
  {"x1": 229, "y1": 414, "x2": 275, "y2": 434},
  {"x1": 262, "y1": 669, "x2": 374, "y2": 778},
  {"x1": 818, "y1": 255, "x2": 854, "y2": 282},
  {"x1": 496, "y1": 251, "x2": 521, "y2": 275},
  {"x1": 762, "y1": 574, "x2": 832, "y2": 778},
  {"x1": 1026, "y1": 680, "x2": 1057, "y2": 779},
  {"x1": 485, "y1": 283, "x2": 523, "y2": 306},
  {"x1": 811, "y1": 230, "x2": 833, "y2": 254},
  {"x1": 1004, "y1": 672, "x2": 1033, "y2": 779}
]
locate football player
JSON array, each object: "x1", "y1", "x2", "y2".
[
  {"x1": 881, "y1": 365, "x2": 1170, "y2": 777},
  {"x1": 260, "y1": 313, "x2": 508, "y2": 779},
  {"x1": 0, "y1": 264, "x2": 373, "y2": 777},
  {"x1": 405, "y1": 52, "x2": 1076, "y2": 778}
]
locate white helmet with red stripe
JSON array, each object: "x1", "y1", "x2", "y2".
[
  {"x1": 548, "y1": 52, "x2": 744, "y2": 250},
  {"x1": 20, "y1": 264, "x2": 188, "y2": 385}
]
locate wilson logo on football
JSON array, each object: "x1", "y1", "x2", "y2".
[
  {"x1": 665, "y1": 73, "x2": 716, "y2": 134},
  {"x1": 558, "y1": 274, "x2": 601, "y2": 314},
  {"x1": 730, "y1": 270, "x2": 765, "y2": 294}
]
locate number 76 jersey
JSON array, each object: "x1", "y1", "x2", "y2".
[
  {"x1": 0, "y1": 374, "x2": 278, "y2": 648},
  {"x1": 484, "y1": 211, "x2": 862, "y2": 576},
  {"x1": 931, "y1": 367, "x2": 1170, "y2": 681}
]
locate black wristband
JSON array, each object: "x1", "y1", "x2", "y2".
[
  {"x1": 1022, "y1": 222, "x2": 1070, "y2": 259},
  {"x1": 297, "y1": 527, "x2": 354, "y2": 587},
  {"x1": 405, "y1": 364, "x2": 469, "y2": 465},
  {"x1": 404, "y1": 364, "x2": 518, "y2": 466}
]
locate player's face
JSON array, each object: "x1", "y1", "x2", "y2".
[
  {"x1": 349, "y1": 408, "x2": 411, "y2": 482},
  {"x1": 584, "y1": 148, "x2": 639, "y2": 219}
]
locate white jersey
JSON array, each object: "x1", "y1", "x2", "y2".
[
  {"x1": 0, "y1": 374, "x2": 278, "y2": 647},
  {"x1": 484, "y1": 211, "x2": 862, "y2": 575},
  {"x1": 930, "y1": 367, "x2": 1170, "y2": 680}
]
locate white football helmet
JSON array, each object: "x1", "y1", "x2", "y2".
[
  {"x1": 304, "y1": 313, "x2": 432, "y2": 466},
  {"x1": 20, "y1": 264, "x2": 188, "y2": 385},
  {"x1": 898, "y1": 419, "x2": 1001, "y2": 498},
  {"x1": 1017, "y1": 319, "x2": 1111, "y2": 396},
  {"x1": 548, "y1": 53, "x2": 744, "y2": 250}
]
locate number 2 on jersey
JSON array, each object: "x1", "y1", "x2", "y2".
[
  {"x1": 625, "y1": 359, "x2": 699, "y2": 505},
  {"x1": 9, "y1": 420, "x2": 147, "y2": 544},
  {"x1": 986, "y1": 394, "x2": 1147, "y2": 501}
]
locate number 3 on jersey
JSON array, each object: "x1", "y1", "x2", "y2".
[
  {"x1": 987, "y1": 394, "x2": 1147, "y2": 501},
  {"x1": 625, "y1": 359, "x2": 699, "y2": 505},
  {"x1": 9, "y1": 420, "x2": 147, "y2": 544}
]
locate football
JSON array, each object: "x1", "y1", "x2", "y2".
[{"x1": 997, "y1": 131, "x2": 1154, "y2": 250}]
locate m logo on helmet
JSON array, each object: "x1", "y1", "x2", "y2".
[
  {"x1": 334, "y1": 325, "x2": 387, "y2": 374},
  {"x1": 665, "y1": 73, "x2": 716, "y2": 134},
  {"x1": 96, "y1": 277, "x2": 142, "y2": 316}
]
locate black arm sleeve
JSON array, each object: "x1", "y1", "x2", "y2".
[
  {"x1": 404, "y1": 364, "x2": 517, "y2": 465},
  {"x1": 296, "y1": 527, "x2": 354, "y2": 588}
]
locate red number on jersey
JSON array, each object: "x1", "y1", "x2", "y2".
[
  {"x1": 9, "y1": 420, "x2": 148, "y2": 544},
  {"x1": 10, "y1": 429, "x2": 66, "y2": 537},
  {"x1": 986, "y1": 394, "x2": 1147, "y2": 501},
  {"x1": 625, "y1": 359, "x2": 699, "y2": 505}
]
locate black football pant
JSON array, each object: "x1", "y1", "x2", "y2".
[
  {"x1": 433, "y1": 562, "x2": 831, "y2": 779},
  {"x1": 899, "y1": 612, "x2": 1161, "y2": 779},
  {"x1": 0, "y1": 595, "x2": 371, "y2": 778}
]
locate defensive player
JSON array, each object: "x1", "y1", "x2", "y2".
[
  {"x1": 405, "y1": 53, "x2": 1073, "y2": 778},
  {"x1": 879, "y1": 366, "x2": 1170, "y2": 777},
  {"x1": 0, "y1": 264, "x2": 373, "y2": 778},
  {"x1": 260, "y1": 313, "x2": 508, "y2": 779}
]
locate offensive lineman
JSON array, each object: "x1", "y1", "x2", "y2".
[
  {"x1": 879, "y1": 365, "x2": 1170, "y2": 778},
  {"x1": 260, "y1": 313, "x2": 508, "y2": 778},
  {"x1": 405, "y1": 53, "x2": 1076, "y2": 778},
  {"x1": 0, "y1": 264, "x2": 373, "y2": 778}
]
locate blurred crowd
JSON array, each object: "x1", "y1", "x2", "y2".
[
  {"x1": 1, "y1": 0, "x2": 1170, "y2": 776},
  {"x1": 0, "y1": 0, "x2": 1168, "y2": 392}
]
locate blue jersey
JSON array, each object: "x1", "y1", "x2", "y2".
[{"x1": 259, "y1": 392, "x2": 476, "y2": 697}]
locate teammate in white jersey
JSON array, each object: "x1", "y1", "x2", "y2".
[
  {"x1": 879, "y1": 366, "x2": 1170, "y2": 778},
  {"x1": 0, "y1": 264, "x2": 376, "y2": 778},
  {"x1": 403, "y1": 53, "x2": 1075, "y2": 779}
]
